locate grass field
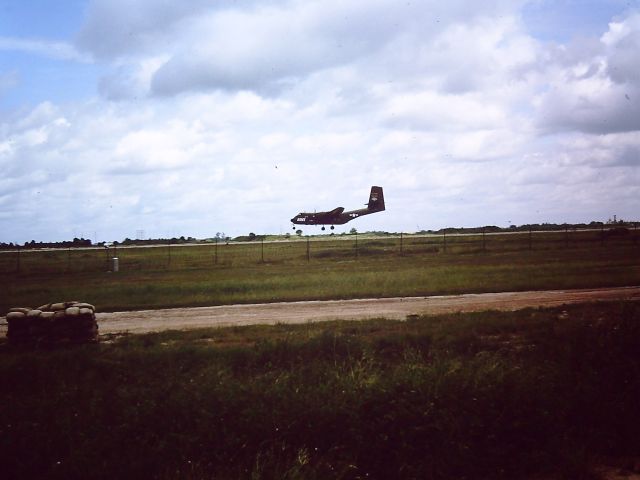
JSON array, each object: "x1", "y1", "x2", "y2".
[
  {"x1": 1, "y1": 301, "x2": 639, "y2": 479},
  {"x1": 3, "y1": 230, "x2": 639, "y2": 479},
  {"x1": 1, "y1": 230, "x2": 639, "y2": 314}
]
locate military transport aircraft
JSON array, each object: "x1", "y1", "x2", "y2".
[{"x1": 291, "y1": 186, "x2": 385, "y2": 230}]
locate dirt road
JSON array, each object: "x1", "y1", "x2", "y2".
[
  {"x1": 2, "y1": 286, "x2": 638, "y2": 337},
  {"x1": 90, "y1": 286, "x2": 640, "y2": 335}
]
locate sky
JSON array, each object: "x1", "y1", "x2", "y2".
[{"x1": 1, "y1": 0, "x2": 639, "y2": 243}]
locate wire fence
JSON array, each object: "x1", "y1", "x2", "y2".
[{"x1": 1, "y1": 227, "x2": 638, "y2": 276}]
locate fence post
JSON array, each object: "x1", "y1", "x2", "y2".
[
  {"x1": 67, "y1": 246, "x2": 71, "y2": 272},
  {"x1": 214, "y1": 237, "x2": 218, "y2": 265},
  {"x1": 400, "y1": 232, "x2": 403, "y2": 255},
  {"x1": 482, "y1": 227, "x2": 486, "y2": 252},
  {"x1": 529, "y1": 226, "x2": 532, "y2": 251},
  {"x1": 261, "y1": 236, "x2": 264, "y2": 263},
  {"x1": 443, "y1": 230, "x2": 447, "y2": 253},
  {"x1": 355, "y1": 232, "x2": 358, "y2": 258},
  {"x1": 167, "y1": 240, "x2": 171, "y2": 266},
  {"x1": 16, "y1": 245, "x2": 20, "y2": 274},
  {"x1": 306, "y1": 237, "x2": 310, "y2": 262},
  {"x1": 565, "y1": 226, "x2": 569, "y2": 248}
]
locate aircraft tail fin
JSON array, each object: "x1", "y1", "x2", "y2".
[{"x1": 367, "y1": 186, "x2": 385, "y2": 211}]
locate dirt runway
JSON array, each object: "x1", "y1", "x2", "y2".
[
  {"x1": 2, "y1": 286, "x2": 639, "y2": 337},
  {"x1": 90, "y1": 286, "x2": 640, "y2": 335}
]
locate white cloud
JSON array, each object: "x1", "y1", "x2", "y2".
[
  {"x1": 557, "y1": 131, "x2": 640, "y2": 168},
  {"x1": 382, "y1": 91, "x2": 509, "y2": 132},
  {"x1": 75, "y1": 0, "x2": 223, "y2": 60},
  {"x1": 98, "y1": 56, "x2": 169, "y2": 100},
  {"x1": 603, "y1": 13, "x2": 640, "y2": 84},
  {"x1": 0, "y1": 36, "x2": 89, "y2": 62},
  {"x1": 0, "y1": 70, "x2": 19, "y2": 96},
  {"x1": 1, "y1": 1, "x2": 639, "y2": 243},
  {"x1": 534, "y1": 11, "x2": 640, "y2": 134},
  {"x1": 76, "y1": 0, "x2": 530, "y2": 97}
]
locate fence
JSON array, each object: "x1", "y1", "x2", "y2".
[{"x1": 1, "y1": 227, "x2": 638, "y2": 276}]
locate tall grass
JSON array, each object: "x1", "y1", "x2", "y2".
[{"x1": 1, "y1": 301, "x2": 639, "y2": 479}]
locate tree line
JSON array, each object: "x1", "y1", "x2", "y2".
[
  {"x1": 2, "y1": 221, "x2": 635, "y2": 251},
  {"x1": 0, "y1": 238, "x2": 92, "y2": 250}
]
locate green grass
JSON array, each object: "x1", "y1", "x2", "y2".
[
  {"x1": 1, "y1": 301, "x2": 639, "y2": 479},
  {"x1": 2, "y1": 237, "x2": 639, "y2": 313}
]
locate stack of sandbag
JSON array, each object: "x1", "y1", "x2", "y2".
[{"x1": 6, "y1": 301, "x2": 98, "y2": 344}]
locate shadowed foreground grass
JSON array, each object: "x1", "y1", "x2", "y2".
[{"x1": 1, "y1": 301, "x2": 640, "y2": 479}]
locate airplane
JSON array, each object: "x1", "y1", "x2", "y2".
[{"x1": 291, "y1": 186, "x2": 385, "y2": 231}]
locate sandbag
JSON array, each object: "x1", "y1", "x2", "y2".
[
  {"x1": 6, "y1": 301, "x2": 99, "y2": 344},
  {"x1": 73, "y1": 303, "x2": 96, "y2": 311},
  {"x1": 9, "y1": 307, "x2": 31, "y2": 314}
]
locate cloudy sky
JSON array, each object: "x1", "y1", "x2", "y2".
[{"x1": 1, "y1": 0, "x2": 639, "y2": 243}]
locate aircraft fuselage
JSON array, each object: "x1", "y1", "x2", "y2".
[
  {"x1": 291, "y1": 186, "x2": 385, "y2": 228},
  {"x1": 291, "y1": 207, "x2": 373, "y2": 226}
]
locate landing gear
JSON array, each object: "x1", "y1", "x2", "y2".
[
  {"x1": 330, "y1": 225, "x2": 335, "y2": 230},
  {"x1": 321, "y1": 226, "x2": 326, "y2": 231}
]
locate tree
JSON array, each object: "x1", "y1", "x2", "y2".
[
  {"x1": 296, "y1": 230, "x2": 303, "y2": 237},
  {"x1": 350, "y1": 227, "x2": 357, "y2": 234},
  {"x1": 248, "y1": 232, "x2": 256, "y2": 240}
]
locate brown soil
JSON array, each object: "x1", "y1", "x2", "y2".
[{"x1": 58, "y1": 286, "x2": 640, "y2": 335}]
